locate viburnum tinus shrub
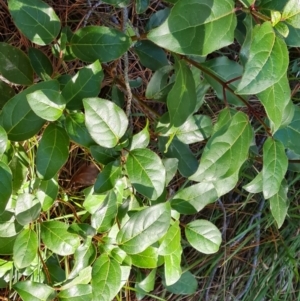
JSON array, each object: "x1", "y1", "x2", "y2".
[{"x1": 0, "y1": 0, "x2": 299, "y2": 300}]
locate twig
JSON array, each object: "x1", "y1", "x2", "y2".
[{"x1": 83, "y1": 0, "x2": 102, "y2": 27}]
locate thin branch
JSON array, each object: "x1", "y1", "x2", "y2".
[{"x1": 83, "y1": 0, "x2": 102, "y2": 27}]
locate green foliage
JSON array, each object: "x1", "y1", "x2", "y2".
[{"x1": 0, "y1": 0, "x2": 299, "y2": 300}]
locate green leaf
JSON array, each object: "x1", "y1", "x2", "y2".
[
  {"x1": 83, "y1": 193, "x2": 106, "y2": 214},
  {"x1": 269, "y1": 180, "x2": 288, "y2": 229},
  {"x1": 243, "y1": 172, "x2": 263, "y2": 193},
  {"x1": 90, "y1": 145, "x2": 121, "y2": 165},
  {"x1": 158, "y1": 220, "x2": 180, "y2": 256},
  {"x1": 0, "y1": 236, "x2": 17, "y2": 255},
  {"x1": 0, "y1": 42, "x2": 33, "y2": 85},
  {"x1": 83, "y1": 98, "x2": 128, "y2": 148},
  {"x1": 0, "y1": 80, "x2": 15, "y2": 109},
  {"x1": 37, "y1": 178, "x2": 58, "y2": 211},
  {"x1": 0, "y1": 162, "x2": 12, "y2": 215},
  {"x1": 164, "y1": 245, "x2": 182, "y2": 286},
  {"x1": 102, "y1": 0, "x2": 130, "y2": 7},
  {"x1": 58, "y1": 284, "x2": 92, "y2": 301},
  {"x1": 274, "y1": 106, "x2": 300, "y2": 155},
  {"x1": 0, "y1": 126, "x2": 7, "y2": 158},
  {"x1": 134, "y1": 40, "x2": 168, "y2": 70},
  {"x1": 257, "y1": 74, "x2": 294, "y2": 133},
  {"x1": 41, "y1": 221, "x2": 80, "y2": 256},
  {"x1": 130, "y1": 246, "x2": 158, "y2": 268},
  {"x1": 171, "y1": 183, "x2": 218, "y2": 214},
  {"x1": 262, "y1": 138, "x2": 288, "y2": 199},
  {"x1": 62, "y1": 60, "x2": 104, "y2": 110},
  {"x1": 61, "y1": 266, "x2": 92, "y2": 290},
  {"x1": 136, "y1": 0, "x2": 149, "y2": 13},
  {"x1": 136, "y1": 269, "x2": 156, "y2": 293},
  {"x1": 14, "y1": 282, "x2": 55, "y2": 301},
  {"x1": 91, "y1": 191, "x2": 118, "y2": 233},
  {"x1": 0, "y1": 81, "x2": 59, "y2": 141},
  {"x1": 190, "y1": 111, "x2": 253, "y2": 197},
  {"x1": 163, "y1": 158, "x2": 178, "y2": 186},
  {"x1": 27, "y1": 82, "x2": 66, "y2": 121},
  {"x1": 94, "y1": 160, "x2": 121, "y2": 194},
  {"x1": 71, "y1": 26, "x2": 131, "y2": 62},
  {"x1": 13, "y1": 228, "x2": 38, "y2": 269},
  {"x1": 28, "y1": 47, "x2": 53, "y2": 81},
  {"x1": 126, "y1": 148, "x2": 166, "y2": 200},
  {"x1": 91, "y1": 254, "x2": 122, "y2": 301},
  {"x1": 282, "y1": 0, "x2": 300, "y2": 29},
  {"x1": 117, "y1": 203, "x2": 171, "y2": 254},
  {"x1": 8, "y1": 0, "x2": 61, "y2": 45},
  {"x1": 36, "y1": 124, "x2": 69, "y2": 180},
  {"x1": 185, "y1": 219, "x2": 222, "y2": 254},
  {"x1": 65, "y1": 113, "x2": 95, "y2": 147},
  {"x1": 167, "y1": 60, "x2": 196, "y2": 127},
  {"x1": 0, "y1": 211, "x2": 23, "y2": 238},
  {"x1": 148, "y1": 0, "x2": 236, "y2": 56},
  {"x1": 236, "y1": 22, "x2": 289, "y2": 94},
  {"x1": 145, "y1": 7, "x2": 171, "y2": 31},
  {"x1": 285, "y1": 24, "x2": 300, "y2": 46},
  {"x1": 15, "y1": 193, "x2": 41, "y2": 226},
  {"x1": 164, "y1": 271, "x2": 197, "y2": 295},
  {"x1": 129, "y1": 119, "x2": 150, "y2": 150}
]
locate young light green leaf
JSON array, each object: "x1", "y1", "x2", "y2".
[
  {"x1": 163, "y1": 271, "x2": 197, "y2": 295},
  {"x1": 0, "y1": 42, "x2": 33, "y2": 85},
  {"x1": 0, "y1": 211, "x2": 22, "y2": 238},
  {"x1": 117, "y1": 203, "x2": 171, "y2": 254},
  {"x1": 158, "y1": 220, "x2": 180, "y2": 256},
  {"x1": 164, "y1": 245, "x2": 182, "y2": 286},
  {"x1": 129, "y1": 119, "x2": 150, "y2": 150},
  {"x1": 37, "y1": 178, "x2": 58, "y2": 211},
  {"x1": 41, "y1": 221, "x2": 80, "y2": 256},
  {"x1": 83, "y1": 98, "x2": 128, "y2": 148},
  {"x1": 262, "y1": 138, "x2": 288, "y2": 199},
  {"x1": 0, "y1": 126, "x2": 7, "y2": 158},
  {"x1": 27, "y1": 86, "x2": 66, "y2": 121},
  {"x1": 13, "y1": 229, "x2": 38, "y2": 269},
  {"x1": 170, "y1": 183, "x2": 218, "y2": 214},
  {"x1": 15, "y1": 193, "x2": 41, "y2": 226},
  {"x1": 130, "y1": 246, "x2": 158, "y2": 268},
  {"x1": 257, "y1": 74, "x2": 294, "y2": 133},
  {"x1": 236, "y1": 22, "x2": 289, "y2": 94},
  {"x1": 162, "y1": 158, "x2": 178, "y2": 186},
  {"x1": 36, "y1": 124, "x2": 69, "y2": 180},
  {"x1": 14, "y1": 281, "x2": 56, "y2": 301},
  {"x1": 92, "y1": 254, "x2": 122, "y2": 301},
  {"x1": 148, "y1": 0, "x2": 236, "y2": 56},
  {"x1": 126, "y1": 148, "x2": 166, "y2": 200},
  {"x1": 185, "y1": 219, "x2": 222, "y2": 254},
  {"x1": 8, "y1": 0, "x2": 61, "y2": 45},
  {"x1": 190, "y1": 112, "x2": 253, "y2": 197},
  {"x1": 136, "y1": 269, "x2": 156, "y2": 293},
  {"x1": 58, "y1": 284, "x2": 92, "y2": 301},
  {"x1": 0, "y1": 162, "x2": 12, "y2": 215},
  {"x1": 28, "y1": 47, "x2": 53, "y2": 81},
  {"x1": 269, "y1": 180, "x2": 288, "y2": 229},
  {"x1": 167, "y1": 60, "x2": 196, "y2": 127},
  {"x1": 62, "y1": 60, "x2": 104, "y2": 110},
  {"x1": 60, "y1": 266, "x2": 92, "y2": 290},
  {"x1": 71, "y1": 26, "x2": 131, "y2": 62},
  {"x1": 282, "y1": 0, "x2": 300, "y2": 29},
  {"x1": 243, "y1": 172, "x2": 263, "y2": 193}
]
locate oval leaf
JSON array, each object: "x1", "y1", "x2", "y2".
[
  {"x1": 126, "y1": 148, "x2": 166, "y2": 200},
  {"x1": 83, "y1": 98, "x2": 128, "y2": 148},
  {"x1": 130, "y1": 246, "x2": 158, "y2": 268}
]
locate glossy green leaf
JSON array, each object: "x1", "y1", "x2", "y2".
[
  {"x1": 68, "y1": 224, "x2": 96, "y2": 239},
  {"x1": 164, "y1": 245, "x2": 182, "y2": 286},
  {"x1": 61, "y1": 266, "x2": 92, "y2": 290},
  {"x1": 90, "y1": 145, "x2": 121, "y2": 165},
  {"x1": 0, "y1": 162, "x2": 12, "y2": 215},
  {"x1": 185, "y1": 219, "x2": 221, "y2": 254},
  {"x1": 274, "y1": 107, "x2": 300, "y2": 155},
  {"x1": 15, "y1": 193, "x2": 41, "y2": 226},
  {"x1": 190, "y1": 112, "x2": 253, "y2": 197},
  {"x1": 58, "y1": 284, "x2": 92, "y2": 301},
  {"x1": 167, "y1": 60, "x2": 196, "y2": 127},
  {"x1": 83, "y1": 98, "x2": 128, "y2": 148},
  {"x1": 163, "y1": 158, "x2": 178, "y2": 186},
  {"x1": 0, "y1": 42, "x2": 33, "y2": 85},
  {"x1": 0, "y1": 81, "x2": 58, "y2": 141},
  {"x1": 126, "y1": 148, "x2": 166, "y2": 200},
  {"x1": 94, "y1": 160, "x2": 121, "y2": 194},
  {"x1": 269, "y1": 180, "x2": 288, "y2": 229},
  {"x1": 0, "y1": 80, "x2": 15, "y2": 109},
  {"x1": 13, "y1": 228, "x2": 38, "y2": 269},
  {"x1": 164, "y1": 271, "x2": 197, "y2": 295},
  {"x1": 0, "y1": 211, "x2": 22, "y2": 238},
  {"x1": 83, "y1": 193, "x2": 106, "y2": 214},
  {"x1": 28, "y1": 48, "x2": 53, "y2": 81},
  {"x1": 14, "y1": 282, "x2": 56, "y2": 301},
  {"x1": 236, "y1": 22, "x2": 289, "y2": 94},
  {"x1": 159, "y1": 221, "x2": 180, "y2": 255},
  {"x1": 243, "y1": 172, "x2": 263, "y2": 193},
  {"x1": 171, "y1": 183, "x2": 218, "y2": 214},
  {"x1": 131, "y1": 246, "x2": 158, "y2": 268},
  {"x1": 117, "y1": 202, "x2": 171, "y2": 254},
  {"x1": 0, "y1": 236, "x2": 17, "y2": 255},
  {"x1": 275, "y1": 21, "x2": 289, "y2": 38},
  {"x1": 36, "y1": 124, "x2": 69, "y2": 180},
  {"x1": 92, "y1": 254, "x2": 122, "y2": 301},
  {"x1": 285, "y1": 24, "x2": 300, "y2": 46},
  {"x1": 0, "y1": 126, "x2": 7, "y2": 158},
  {"x1": 145, "y1": 7, "x2": 171, "y2": 31},
  {"x1": 27, "y1": 83, "x2": 66, "y2": 121},
  {"x1": 137, "y1": 269, "x2": 156, "y2": 293},
  {"x1": 262, "y1": 138, "x2": 288, "y2": 199},
  {"x1": 8, "y1": 0, "x2": 61, "y2": 45},
  {"x1": 134, "y1": 40, "x2": 168, "y2": 70},
  {"x1": 257, "y1": 74, "x2": 294, "y2": 133},
  {"x1": 148, "y1": 0, "x2": 236, "y2": 56},
  {"x1": 62, "y1": 60, "x2": 104, "y2": 110},
  {"x1": 282, "y1": 0, "x2": 300, "y2": 29},
  {"x1": 41, "y1": 221, "x2": 80, "y2": 256},
  {"x1": 65, "y1": 113, "x2": 95, "y2": 147},
  {"x1": 129, "y1": 119, "x2": 150, "y2": 150},
  {"x1": 91, "y1": 191, "x2": 118, "y2": 233},
  {"x1": 71, "y1": 26, "x2": 131, "y2": 62},
  {"x1": 37, "y1": 178, "x2": 58, "y2": 211}
]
